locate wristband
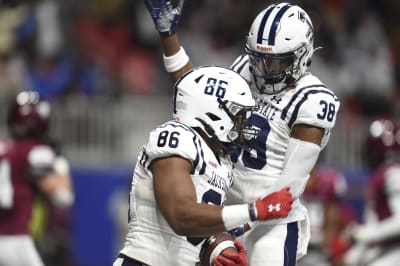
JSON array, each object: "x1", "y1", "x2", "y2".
[
  {"x1": 163, "y1": 46, "x2": 189, "y2": 72},
  {"x1": 221, "y1": 204, "x2": 251, "y2": 231},
  {"x1": 248, "y1": 202, "x2": 258, "y2": 221}
]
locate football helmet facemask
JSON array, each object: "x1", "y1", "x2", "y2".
[
  {"x1": 173, "y1": 66, "x2": 259, "y2": 153},
  {"x1": 246, "y1": 2, "x2": 314, "y2": 95},
  {"x1": 7, "y1": 90, "x2": 51, "y2": 139}
]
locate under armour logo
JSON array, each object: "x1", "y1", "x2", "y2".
[
  {"x1": 268, "y1": 203, "x2": 281, "y2": 212},
  {"x1": 271, "y1": 96, "x2": 282, "y2": 104}
]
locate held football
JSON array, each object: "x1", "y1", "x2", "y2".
[{"x1": 199, "y1": 232, "x2": 238, "y2": 266}]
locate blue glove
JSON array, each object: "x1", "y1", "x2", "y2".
[{"x1": 144, "y1": 0, "x2": 185, "y2": 36}]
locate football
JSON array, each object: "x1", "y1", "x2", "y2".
[{"x1": 199, "y1": 232, "x2": 238, "y2": 266}]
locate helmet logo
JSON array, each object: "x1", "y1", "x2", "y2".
[
  {"x1": 298, "y1": 11, "x2": 313, "y2": 39},
  {"x1": 298, "y1": 11, "x2": 313, "y2": 30}
]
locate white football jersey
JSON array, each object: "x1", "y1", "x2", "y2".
[
  {"x1": 120, "y1": 120, "x2": 234, "y2": 266},
  {"x1": 227, "y1": 54, "x2": 340, "y2": 224}
]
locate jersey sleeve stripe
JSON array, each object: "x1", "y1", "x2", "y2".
[
  {"x1": 287, "y1": 89, "x2": 339, "y2": 128},
  {"x1": 230, "y1": 55, "x2": 248, "y2": 74},
  {"x1": 159, "y1": 121, "x2": 194, "y2": 132},
  {"x1": 230, "y1": 54, "x2": 246, "y2": 70},
  {"x1": 190, "y1": 134, "x2": 207, "y2": 175},
  {"x1": 236, "y1": 58, "x2": 249, "y2": 75},
  {"x1": 191, "y1": 135, "x2": 200, "y2": 175},
  {"x1": 281, "y1": 84, "x2": 327, "y2": 120},
  {"x1": 197, "y1": 140, "x2": 207, "y2": 175},
  {"x1": 173, "y1": 84, "x2": 179, "y2": 114},
  {"x1": 139, "y1": 147, "x2": 149, "y2": 167}
]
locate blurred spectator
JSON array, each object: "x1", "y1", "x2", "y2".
[
  {"x1": 344, "y1": 118, "x2": 400, "y2": 265},
  {"x1": 0, "y1": 3, "x2": 25, "y2": 56},
  {"x1": 26, "y1": 55, "x2": 73, "y2": 100},
  {"x1": 309, "y1": 0, "x2": 396, "y2": 119},
  {"x1": 35, "y1": 0, "x2": 63, "y2": 58},
  {"x1": 1, "y1": 0, "x2": 398, "y2": 107},
  {"x1": 0, "y1": 4, "x2": 28, "y2": 98},
  {"x1": 71, "y1": 0, "x2": 159, "y2": 96},
  {"x1": 0, "y1": 53, "x2": 26, "y2": 97},
  {"x1": 0, "y1": 91, "x2": 74, "y2": 266}
]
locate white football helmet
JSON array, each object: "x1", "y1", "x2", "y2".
[
  {"x1": 173, "y1": 66, "x2": 258, "y2": 153},
  {"x1": 246, "y1": 2, "x2": 314, "y2": 95}
]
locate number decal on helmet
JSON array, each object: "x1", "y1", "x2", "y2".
[{"x1": 204, "y1": 78, "x2": 227, "y2": 98}]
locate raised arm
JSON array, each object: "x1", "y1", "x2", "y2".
[{"x1": 144, "y1": 0, "x2": 194, "y2": 83}]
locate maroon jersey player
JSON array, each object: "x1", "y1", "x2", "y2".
[
  {"x1": 300, "y1": 166, "x2": 357, "y2": 266},
  {"x1": 0, "y1": 91, "x2": 74, "y2": 266},
  {"x1": 344, "y1": 118, "x2": 400, "y2": 266}
]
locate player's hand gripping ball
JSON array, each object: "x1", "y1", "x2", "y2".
[{"x1": 199, "y1": 232, "x2": 248, "y2": 266}]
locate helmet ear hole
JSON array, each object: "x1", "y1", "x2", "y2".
[{"x1": 306, "y1": 58, "x2": 312, "y2": 67}]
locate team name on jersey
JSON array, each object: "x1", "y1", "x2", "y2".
[
  {"x1": 257, "y1": 103, "x2": 277, "y2": 120},
  {"x1": 207, "y1": 170, "x2": 233, "y2": 191}
]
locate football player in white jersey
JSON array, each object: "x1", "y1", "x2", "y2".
[
  {"x1": 113, "y1": 66, "x2": 294, "y2": 266},
  {"x1": 144, "y1": 0, "x2": 341, "y2": 265}
]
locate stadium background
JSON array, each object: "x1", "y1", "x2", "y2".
[{"x1": 0, "y1": 0, "x2": 399, "y2": 265}]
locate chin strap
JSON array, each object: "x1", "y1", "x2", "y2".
[{"x1": 285, "y1": 76, "x2": 296, "y2": 88}]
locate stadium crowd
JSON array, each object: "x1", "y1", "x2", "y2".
[{"x1": 0, "y1": 0, "x2": 398, "y2": 117}]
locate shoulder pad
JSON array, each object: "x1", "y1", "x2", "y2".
[
  {"x1": 145, "y1": 121, "x2": 203, "y2": 164},
  {"x1": 283, "y1": 79, "x2": 340, "y2": 129}
]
